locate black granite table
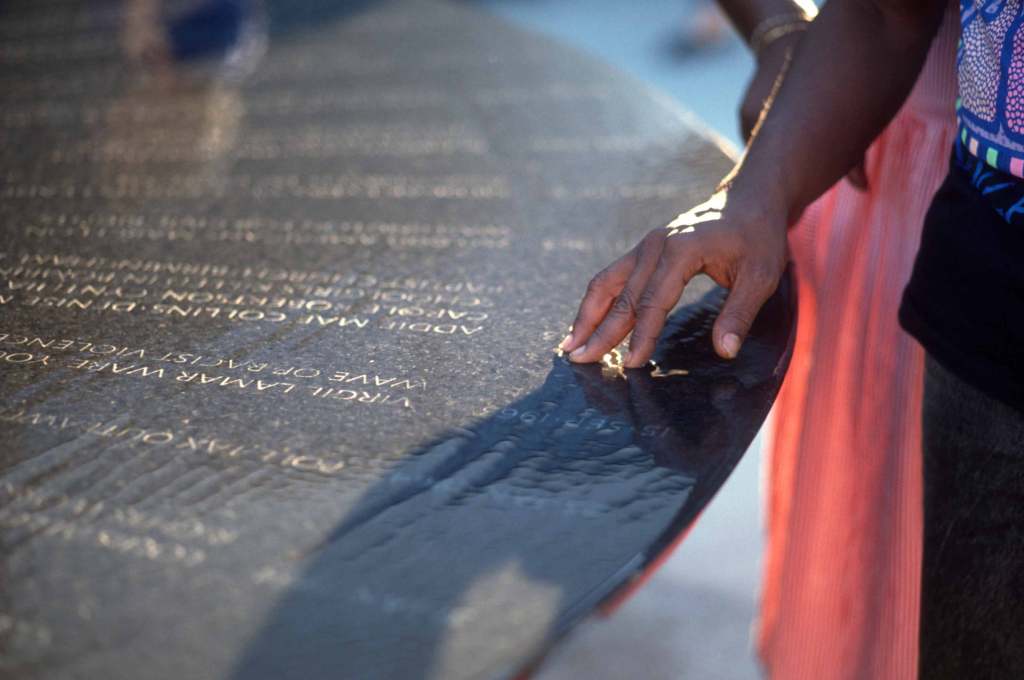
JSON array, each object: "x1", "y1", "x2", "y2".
[{"x1": 0, "y1": 1, "x2": 795, "y2": 678}]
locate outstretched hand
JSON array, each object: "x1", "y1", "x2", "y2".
[{"x1": 560, "y1": 189, "x2": 788, "y2": 368}]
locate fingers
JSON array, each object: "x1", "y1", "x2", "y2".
[
  {"x1": 624, "y1": 243, "x2": 701, "y2": 368},
  {"x1": 712, "y1": 261, "x2": 780, "y2": 359},
  {"x1": 568, "y1": 234, "x2": 665, "y2": 363},
  {"x1": 561, "y1": 251, "x2": 636, "y2": 354}
]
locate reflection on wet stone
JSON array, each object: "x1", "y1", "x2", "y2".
[{"x1": 0, "y1": 1, "x2": 794, "y2": 679}]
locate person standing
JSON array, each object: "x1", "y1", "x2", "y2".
[
  {"x1": 561, "y1": 0, "x2": 1024, "y2": 674},
  {"x1": 713, "y1": 0, "x2": 958, "y2": 677}
]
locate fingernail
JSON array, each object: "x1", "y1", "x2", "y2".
[
  {"x1": 560, "y1": 333, "x2": 574, "y2": 350},
  {"x1": 722, "y1": 333, "x2": 741, "y2": 359},
  {"x1": 569, "y1": 345, "x2": 587, "y2": 362}
]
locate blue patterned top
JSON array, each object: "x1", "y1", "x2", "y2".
[{"x1": 958, "y1": 0, "x2": 1024, "y2": 177}]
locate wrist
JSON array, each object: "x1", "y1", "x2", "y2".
[
  {"x1": 749, "y1": 15, "x2": 811, "y2": 58},
  {"x1": 747, "y1": 11, "x2": 813, "y2": 59},
  {"x1": 754, "y1": 28, "x2": 802, "y2": 66},
  {"x1": 717, "y1": 170, "x2": 790, "y2": 231}
]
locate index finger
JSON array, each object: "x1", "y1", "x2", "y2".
[
  {"x1": 623, "y1": 243, "x2": 700, "y2": 368},
  {"x1": 561, "y1": 251, "x2": 636, "y2": 353}
]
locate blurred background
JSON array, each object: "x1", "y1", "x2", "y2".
[{"x1": 472, "y1": 3, "x2": 763, "y2": 678}]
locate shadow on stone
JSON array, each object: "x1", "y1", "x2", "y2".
[{"x1": 230, "y1": 280, "x2": 792, "y2": 680}]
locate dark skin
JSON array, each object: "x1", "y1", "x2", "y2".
[
  {"x1": 732, "y1": 2, "x2": 872, "y2": 188},
  {"x1": 561, "y1": 0, "x2": 945, "y2": 367},
  {"x1": 727, "y1": 0, "x2": 869, "y2": 184},
  {"x1": 717, "y1": 0, "x2": 816, "y2": 141}
]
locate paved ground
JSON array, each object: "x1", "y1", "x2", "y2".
[{"x1": 476, "y1": 2, "x2": 765, "y2": 678}]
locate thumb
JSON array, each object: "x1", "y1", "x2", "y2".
[{"x1": 712, "y1": 264, "x2": 779, "y2": 359}]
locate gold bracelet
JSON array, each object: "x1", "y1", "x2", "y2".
[
  {"x1": 752, "y1": 21, "x2": 809, "y2": 56},
  {"x1": 749, "y1": 12, "x2": 811, "y2": 56}
]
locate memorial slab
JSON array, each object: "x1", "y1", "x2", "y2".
[{"x1": 0, "y1": 1, "x2": 796, "y2": 678}]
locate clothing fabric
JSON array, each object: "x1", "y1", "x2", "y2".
[
  {"x1": 953, "y1": 137, "x2": 1024, "y2": 224},
  {"x1": 899, "y1": 151, "x2": 1024, "y2": 413},
  {"x1": 919, "y1": 354, "x2": 1024, "y2": 679},
  {"x1": 756, "y1": 7, "x2": 959, "y2": 679},
  {"x1": 957, "y1": 0, "x2": 1024, "y2": 177}
]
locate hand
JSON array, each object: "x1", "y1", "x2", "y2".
[
  {"x1": 740, "y1": 34, "x2": 870, "y2": 189},
  {"x1": 560, "y1": 189, "x2": 788, "y2": 367}
]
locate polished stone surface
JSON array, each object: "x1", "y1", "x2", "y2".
[{"x1": 0, "y1": 1, "x2": 794, "y2": 678}]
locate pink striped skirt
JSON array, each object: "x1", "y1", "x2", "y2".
[{"x1": 756, "y1": 20, "x2": 960, "y2": 678}]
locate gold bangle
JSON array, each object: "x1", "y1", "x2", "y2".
[
  {"x1": 749, "y1": 12, "x2": 811, "y2": 55},
  {"x1": 752, "y1": 21, "x2": 809, "y2": 56}
]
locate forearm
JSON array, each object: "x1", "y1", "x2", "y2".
[
  {"x1": 565, "y1": 0, "x2": 948, "y2": 366},
  {"x1": 716, "y1": 0, "x2": 816, "y2": 49},
  {"x1": 730, "y1": 0, "x2": 945, "y2": 221},
  {"x1": 717, "y1": 0, "x2": 815, "y2": 45}
]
